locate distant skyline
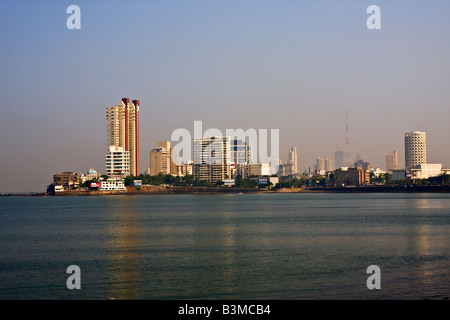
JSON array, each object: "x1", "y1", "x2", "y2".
[{"x1": 1, "y1": 0, "x2": 449, "y2": 192}]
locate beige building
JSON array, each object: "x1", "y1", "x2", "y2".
[
  {"x1": 410, "y1": 164, "x2": 442, "y2": 179},
  {"x1": 53, "y1": 172, "x2": 80, "y2": 190},
  {"x1": 150, "y1": 141, "x2": 176, "y2": 176},
  {"x1": 248, "y1": 163, "x2": 270, "y2": 177},
  {"x1": 334, "y1": 168, "x2": 370, "y2": 186},
  {"x1": 288, "y1": 146, "x2": 298, "y2": 174},
  {"x1": 176, "y1": 163, "x2": 193, "y2": 177},
  {"x1": 405, "y1": 131, "x2": 426, "y2": 170},
  {"x1": 315, "y1": 157, "x2": 333, "y2": 172},
  {"x1": 106, "y1": 98, "x2": 140, "y2": 176},
  {"x1": 385, "y1": 150, "x2": 398, "y2": 172}
]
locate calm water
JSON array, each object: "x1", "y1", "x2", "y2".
[{"x1": 0, "y1": 193, "x2": 449, "y2": 300}]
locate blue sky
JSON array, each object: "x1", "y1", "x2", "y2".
[{"x1": 1, "y1": 0, "x2": 449, "y2": 192}]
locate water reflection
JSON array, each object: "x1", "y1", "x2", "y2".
[
  {"x1": 106, "y1": 199, "x2": 143, "y2": 299},
  {"x1": 405, "y1": 197, "x2": 436, "y2": 298}
]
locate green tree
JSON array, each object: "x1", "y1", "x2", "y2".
[
  {"x1": 101, "y1": 175, "x2": 109, "y2": 181},
  {"x1": 46, "y1": 184, "x2": 55, "y2": 194},
  {"x1": 384, "y1": 173, "x2": 392, "y2": 185},
  {"x1": 164, "y1": 174, "x2": 175, "y2": 185},
  {"x1": 184, "y1": 175, "x2": 194, "y2": 186},
  {"x1": 124, "y1": 175, "x2": 134, "y2": 187}
]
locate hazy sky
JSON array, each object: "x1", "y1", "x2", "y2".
[{"x1": 1, "y1": 0, "x2": 449, "y2": 192}]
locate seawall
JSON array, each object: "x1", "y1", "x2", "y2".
[{"x1": 52, "y1": 185, "x2": 264, "y2": 196}]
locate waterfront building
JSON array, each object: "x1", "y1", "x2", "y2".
[
  {"x1": 405, "y1": 131, "x2": 426, "y2": 171},
  {"x1": 80, "y1": 168, "x2": 99, "y2": 184},
  {"x1": 100, "y1": 179, "x2": 127, "y2": 191},
  {"x1": 106, "y1": 98, "x2": 140, "y2": 176},
  {"x1": 334, "y1": 167, "x2": 370, "y2": 186},
  {"x1": 53, "y1": 172, "x2": 80, "y2": 190},
  {"x1": 105, "y1": 146, "x2": 130, "y2": 179},
  {"x1": 193, "y1": 136, "x2": 231, "y2": 182},
  {"x1": 410, "y1": 163, "x2": 442, "y2": 180}
]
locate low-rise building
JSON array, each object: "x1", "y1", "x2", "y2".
[
  {"x1": 100, "y1": 179, "x2": 127, "y2": 191},
  {"x1": 334, "y1": 167, "x2": 370, "y2": 186},
  {"x1": 54, "y1": 185, "x2": 65, "y2": 192},
  {"x1": 53, "y1": 172, "x2": 80, "y2": 190},
  {"x1": 248, "y1": 163, "x2": 270, "y2": 177},
  {"x1": 176, "y1": 163, "x2": 193, "y2": 177},
  {"x1": 391, "y1": 169, "x2": 406, "y2": 181},
  {"x1": 410, "y1": 164, "x2": 442, "y2": 179},
  {"x1": 80, "y1": 168, "x2": 100, "y2": 184}
]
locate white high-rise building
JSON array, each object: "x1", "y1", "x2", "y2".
[
  {"x1": 105, "y1": 146, "x2": 130, "y2": 178},
  {"x1": 405, "y1": 131, "x2": 426, "y2": 170}
]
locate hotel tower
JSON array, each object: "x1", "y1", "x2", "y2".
[
  {"x1": 106, "y1": 98, "x2": 140, "y2": 176},
  {"x1": 404, "y1": 131, "x2": 426, "y2": 171}
]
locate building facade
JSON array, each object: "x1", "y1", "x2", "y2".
[
  {"x1": 335, "y1": 150, "x2": 344, "y2": 169},
  {"x1": 334, "y1": 168, "x2": 370, "y2": 186},
  {"x1": 100, "y1": 179, "x2": 127, "y2": 191},
  {"x1": 288, "y1": 146, "x2": 298, "y2": 174},
  {"x1": 405, "y1": 131, "x2": 426, "y2": 171},
  {"x1": 385, "y1": 150, "x2": 398, "y2": 172},
  {"x1": 248, "y1": 163, "x2": 270, "y2": 177},
  {"x1": 231, "y1": 139, "x2": 252, "y2": 165},
  {"x1": 105, "y1": 146, "x2": 130, "y2": 178},
  {"x1": 53, "y1": 172, "x2": 80, "y2": 190},
  {"x1": 106, "y1": 98, "x2": 140, "y2": 176},
  {"x1": 193, "y1": 136, "x2": 231, "y2": 182},
  {"x1": 176, "y1": 163, "x2": 193, "y2": 177},
  {"x1": 149, "y1": 141, "x2": 176, "y2": 176},
  {"x1": 410, "y1": 163, "x2": 442, "y2": 180}
]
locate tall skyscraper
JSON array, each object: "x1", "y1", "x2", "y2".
[
  {"x1": 385, "y1": 150, "x2": 398, "y2": 172},
  {"x1": 106, "y1": 98, "x2": 140, "y2": 176},
  {"x1": 344, "y1": 111, "x2": 351, "y2": 167},
  {"x1": 405, "y1": 131, "x2": 426, "y2": 170},
  {"x1": 315, "y1": 157, "x2": 326, "y2": 172},
  {"x1": 193, "y1": 136, "x2": 231, "y2": 182},
  {"x1": 335, "y1": 149, "x2": 344, "y2": 169},
  {"x1": 315, "y1": 157, "x2": 333, "y2": 172},
  {"x1": 325, "y1": 158, "x2": 333, "y2": 171},
  {"x1": 288, "y1": 146, "x2": 298, "y2": 174}
]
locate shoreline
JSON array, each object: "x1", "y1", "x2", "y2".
[{"x1": 2, "y1": 185, "x2": 450, "y2": 196}]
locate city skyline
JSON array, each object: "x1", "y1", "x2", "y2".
[{"x1": 1, "y1": 1, "x2": 450, "y2": 192}]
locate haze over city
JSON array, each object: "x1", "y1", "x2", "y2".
[{"x1": 1, "y1": 0, "x2": 449, "y2": 192}]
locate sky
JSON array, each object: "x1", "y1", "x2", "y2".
[{"x1": 0, "y1": 0, "x2": 449, "y2": 192}]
